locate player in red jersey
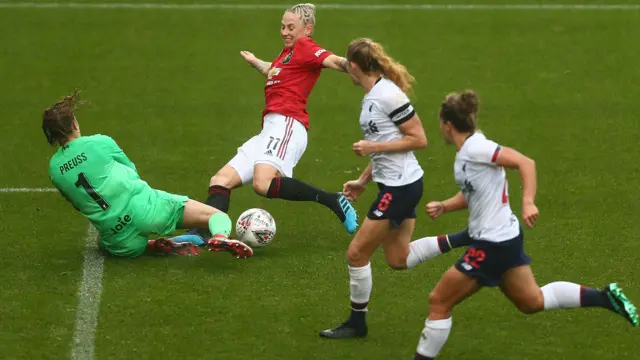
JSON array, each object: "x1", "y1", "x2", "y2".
[{"x1": 182, "y1": 3, "x2": 358, "y2": 241}]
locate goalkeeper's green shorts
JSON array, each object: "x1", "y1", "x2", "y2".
[{"x1": 97, "y1": 189, "x2": 189, "y2": 258}]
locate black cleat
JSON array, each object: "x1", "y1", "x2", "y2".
[{"x1": 319, "y1": 322, "x2": 367, "y2": 339}]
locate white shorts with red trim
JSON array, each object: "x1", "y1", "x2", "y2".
[{"x1": 227, "y1": 113, "x2": 308, "y2": 185}]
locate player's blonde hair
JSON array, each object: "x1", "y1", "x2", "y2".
[
  {"x1": 439, "y1": 90, "x2": 479, "y2": 132},
  {"x1": 285, "y1": 3, "x2": 316, "y2": 33},
  {"x1": 347, "y1": 38, "x2": 415, "y2": 95},
  {"x1": 42, "y1": 89, "x2": 86, "y2": 146}
]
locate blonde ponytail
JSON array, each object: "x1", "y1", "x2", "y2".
[
  {"x1": 369, "y1": 42, "x2": 415, "y2": 95},
  {"x1": 347, "y1": 38, "x2": 415, "y2": 95}
]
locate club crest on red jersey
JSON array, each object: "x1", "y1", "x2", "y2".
[
  {"x1": 282, "y1": 50, "x2": 294, "y2": 64},
  {"x1": 268, "y1": 67, "x2": 282, "y2": 79}
]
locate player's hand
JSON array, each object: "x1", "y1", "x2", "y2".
[
  {"x1": 426, "y1": 201, "x2": 445, "y2": 220},
  {"x1": 240, "y1": 51, "x2": 258, "y2": 66},
  {"x1": 343, "y1": 180, "x2": 366, "y2": 201},
  {"x1": 353, "y1": 140, "x2": 376, "y2": 157},
  {"x1": 522, "y1": 201, "x2": 539, "y2": 228}
]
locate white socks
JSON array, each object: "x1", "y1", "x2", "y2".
[
  {"x1": 349, "y1": 263, "x2": 372, "y2": 310},
  {"x1": 406, "y1": 236, "x2": 444, "y2": 269},
  {"x1": 415, "y1": 317, "x2": 452, "y2": 358},
  {"x1": 541, "y1": 282, "x2": 582, "y2": 310}
]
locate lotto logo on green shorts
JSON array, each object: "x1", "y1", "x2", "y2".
[{"x1": 110, "y1": 215, "x2": 132, "y2": 235}]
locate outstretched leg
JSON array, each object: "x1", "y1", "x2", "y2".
[
  {"x1": 383, "y1": 228, "x2": 472, "y2": 270},
  {"x1": 146, "y1": 238, "x2": 200, "y2": 256},
  {"x1": 182, "y1": 165, "x2": 244, "y2": 240},
  {"x1": 253, "y1": 164, "x2": 359, "y2": 234},
  {"x1": 180, "y1": 200, "x2": 253, "y2": 259},
  {"x1": 500, "y1": 265, "x2": 638, "y2": 327},
  {"x1": 407, "y1": 229, "x2": 472, "y2": 268},
  {"x1": 206, "y1": 165, "x2": 243, "y2": 213}
]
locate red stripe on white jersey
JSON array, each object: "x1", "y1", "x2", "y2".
[
  {"x1": 501, "y1": 179, "x2": 509, "y2": 204},
  {"x1": 491, "y1": 146, "x2": 502, "y2": 163}
]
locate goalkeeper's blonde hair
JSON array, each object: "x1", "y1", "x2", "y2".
[{"x1": 286, "y1": 3, "x2": 316, "y2": 33}]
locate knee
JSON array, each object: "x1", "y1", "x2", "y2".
[
  {"x1": 429, "y1": 290, "x2": 451, "y2": 318},
  {"x1": 386, "y1": 248, "x2": 410, "y2": 270},
  {"x1": 252, "y1": 165, "x2": 279, "y2": 197},
  {"x1": 347, "y1": 245, "x2": 368, "y2": 267},
  {"x1": 252, "y1": 177, "x2": 272, "y2": 197},
  {"x1": 210, "y1": 172, "x2": 234, "y2": 189},
  {"x1": 428, "y1": 290, "x2": 453, "y2": 316},
  {"x1": 515, "y1": 291, "x2": 545, "y2": 314},
  {"x1": 387, "y1": 258, "x2": 408, "y2": 270},
  {"x1": 428, "y1": 290, "x2": 444, "y2": 308}
]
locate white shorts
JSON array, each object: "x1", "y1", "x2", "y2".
[{"x1": 228, "y1": 113, "x2": 308, "y2": 185}]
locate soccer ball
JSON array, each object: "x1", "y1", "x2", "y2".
[{"x1": 235, "y1": 208, "x2": 276, "y2": 247}]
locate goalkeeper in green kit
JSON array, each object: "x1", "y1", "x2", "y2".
[{"x1": 44, "y1": 90, "x2": 253, "y2": 259}]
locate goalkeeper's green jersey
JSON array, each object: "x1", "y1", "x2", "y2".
[{"x1": 48, "y1": 134, "x2": 149, "y2": 232}]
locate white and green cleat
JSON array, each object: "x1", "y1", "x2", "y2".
[{"x1": 604, "y1": 283, "x2": 638, "y2": 327}]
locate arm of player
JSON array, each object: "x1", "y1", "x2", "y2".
[
  {"x1": 356, "y1": 162, "x2": 373, "y2": 185},
  {"x1": 495, "y1": 147, "x2": 539, "y2": 227},
  {"x1": 322, "y1": 54, "x2": 348, "y2": 73},
  {"x1": 343, "y1": 162, "x2": 372, "y2": 201},
  {"x1": 426, "y1": 191, "x2": 467, "y2": 219},
  {"x1": 101, "y1": 136, "x2": 138, "y2": 172},
  {"x1": 240, "y1": 51, "x2": 271, "y2": 77},
  {"x1": 353, "y1": 114, "x2": 427, "y2": 156},
  {"x1": 442, "y1": 191, "x2": 468, "y2": 212},
  {"x1": 112, "y1": 150, "x2": 138, "y2": 173}
]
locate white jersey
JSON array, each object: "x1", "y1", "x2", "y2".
[
  {"x1": 454, "y1": 132, "x2": 519, "y2": 242},
  {"x1": 359, "y1": 77, "x2": 424, "y2": 186}
]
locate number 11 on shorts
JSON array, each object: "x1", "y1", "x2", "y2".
[{"x1": 267, "y1": 136, "x2": 281, "y2": 151}]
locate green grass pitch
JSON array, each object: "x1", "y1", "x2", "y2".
[{"x1": 1, "y1": 1, "x2": 639, "y2": 359}]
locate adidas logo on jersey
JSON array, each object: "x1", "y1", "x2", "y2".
[{"x1": 264, "y1": 150, "x2": 273, "y2": 156}]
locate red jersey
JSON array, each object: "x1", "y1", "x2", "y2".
[{"x1": 262, "y1": 36, "x2": 333, "y2": 130}]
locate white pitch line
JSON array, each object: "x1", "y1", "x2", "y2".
[
  {"x1": 70, "y1": 224, "x2": 104, "y2": 360},
  {"x1": 0, "y1": 187, "x2": 57, "y2": 192},
  {"x1": 0, "y1": 188, "x2": 103, "y2": 358},
  {"x1": 0, "y1": 3, "x2": 638, "y2": 10}
]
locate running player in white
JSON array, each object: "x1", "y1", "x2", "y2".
[
  {"x1": 319, "y1": 38, "x2": 471, "y2": 338},
  {"x1": 412, "y1": 90, "x2": 638, "y2": 359}
]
